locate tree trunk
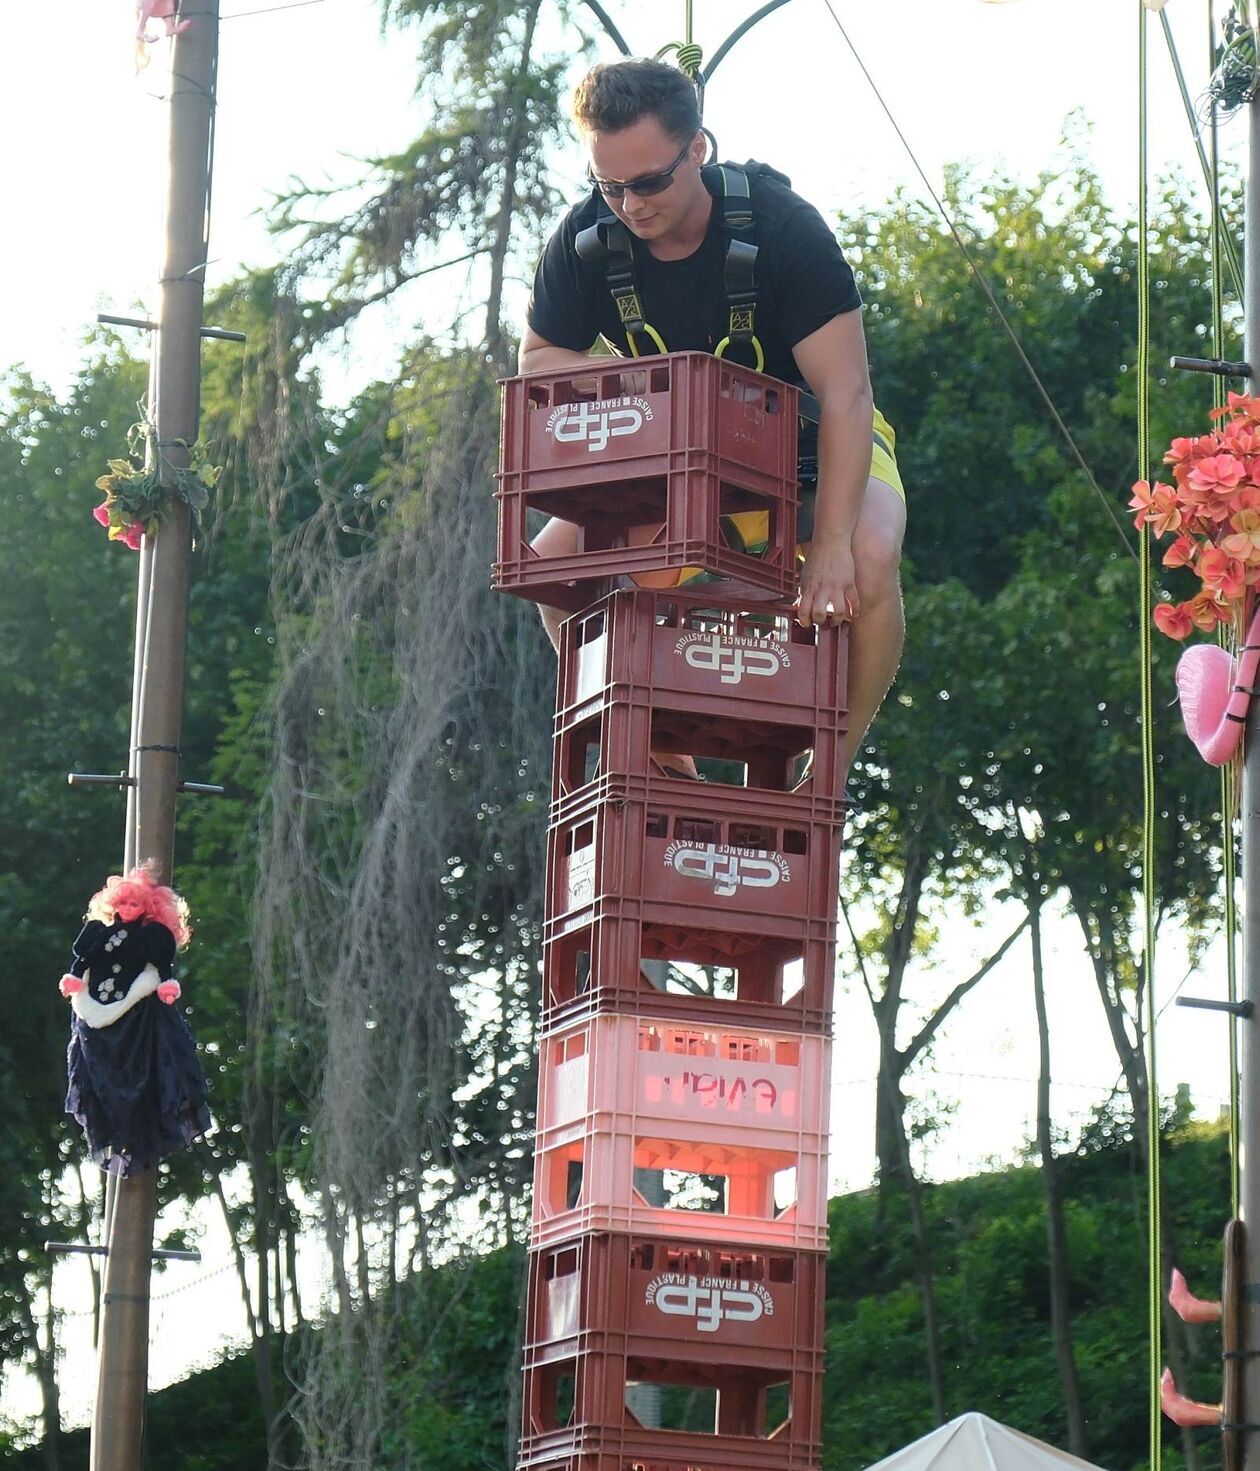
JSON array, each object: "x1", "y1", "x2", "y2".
[
  {"x1": 1030, "y1": 895, "x2": 1089, "y2": 1458},
  {"x1": 483, "y1": 0, "x2": 542, "y2": 365},
  {"x1": 16, "y1": 1277, "x2": 61, "y2": 1471},
  {"x1": 888, "y1": 1104, "x2": 947, "y2": 1425},
  {"x1": 72, "y1": 1162, "x2": 101, "y2": 1349},
  {"x1": 872, "y1": 841, "x2": 929, "y2": 1190},
  {"x1": 1068, "y1": 888, "x2": 1149, "y2": 1142}
]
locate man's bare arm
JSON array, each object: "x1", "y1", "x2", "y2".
[
  {"x1": 519, "y1": 324, "x2": 600, "y2": 375},
  {"x1": 791, "y1": 311, "x2": 874, "y2": 626}
]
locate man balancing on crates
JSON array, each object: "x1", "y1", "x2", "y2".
[{"x1": 521, "y1": 57, "x2": 906, "y2": 774}]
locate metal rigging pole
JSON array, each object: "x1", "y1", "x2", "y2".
[
  {"x1": 1240, "y1": 69, "x2": 1260, "y2": 1467},
  {"x1": 89, "y1": 7, "x2": 220, "y2": 1467}
]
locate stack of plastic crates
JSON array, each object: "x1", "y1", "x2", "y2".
[{"x1": 496, "y1": 353, "x2": 846, "y2": 1471}]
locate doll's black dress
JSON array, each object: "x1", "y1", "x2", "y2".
[{"x1": 64, "y1": 919, "x2": 211, "y2": 1175}]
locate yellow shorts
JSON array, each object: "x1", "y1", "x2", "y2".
[
  {"x1": 648, "y1": 406, "x2": 903, "y2": 587},
  {"x1": 869, "y1": 406, "x2": 903, "y2": 501}
]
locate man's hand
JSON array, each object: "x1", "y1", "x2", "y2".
[{"x1": 796, "y1": 532, "x2": 857, "y2": 627}]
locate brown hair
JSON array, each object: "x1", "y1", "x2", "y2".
[{"x1": 572, "y1": 59, "x2": 701, "y2": 142}]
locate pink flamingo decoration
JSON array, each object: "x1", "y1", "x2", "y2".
[
  {"x1": 1175, "y1": 604, "x2": 1260, "y2": 765},
  {"x1": 1168, "y1": 1267, "x2": 1223, "y2": 1324},
  {"x1": 1161, "y1": 1368, "x2": 1222, "y2": 1428}
]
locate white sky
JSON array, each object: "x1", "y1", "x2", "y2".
[
  {"x1": 0, "y1": 0, "x2": 1243, "y2": 393},
  {"x1": 0, "y1": 0, "x2": 1243, "y2": 1439}
]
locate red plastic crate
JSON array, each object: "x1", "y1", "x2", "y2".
[
  {"x1": 525, "y1": 1233, "x2": 826, "y2": 1360},
  {"x1": 535, "y1": 1014, "x2": 830, "y2": 1150},
  {"x1": 542, "y1": 905, "x2": 835, "y2": 1035},
  {"x1": 495, "y1": 354, "x2": 799, "y2": 610},
  {"x1": 547, "y1": 777, "x2": 844, "y2": 932},
  {"x1": 529, "y1": 1111, "x2": 828, "y2": 1252},
  {"x1": 519, "y1": 1341, "x2": 822, "y2": 1466},
  {"x1": 553, "y1": 692, "x2": 844, "y2": 806},
  {"x1": 558, "y1": 589, "x2": 848, "y2": 731},
  {"x1": 500, "y1": 355, "x2": 798, "y2": 495},
  {"x1": 518, "y1": 1429, "x2": 820, "y2": 1471}
]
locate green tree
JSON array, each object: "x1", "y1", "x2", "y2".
[{"x1": 839, "y1": 150, "x2": 1229, "y2": 1433}]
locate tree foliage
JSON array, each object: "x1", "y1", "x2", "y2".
[{"x1": 0, "y1": 32, "x2": 1243, "y2": 1468}]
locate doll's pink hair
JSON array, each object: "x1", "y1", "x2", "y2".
[{"x1": 86, "y1": 862, "x2": 192, "y2": 948}]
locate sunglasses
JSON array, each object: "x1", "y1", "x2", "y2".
[{"x1": 586, "y1": 138, "x2": 694, "y2": 199}]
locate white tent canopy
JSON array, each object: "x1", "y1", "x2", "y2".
[{"x1": 863, "y1": 1412, "x2": 1113, "y2": 1471}]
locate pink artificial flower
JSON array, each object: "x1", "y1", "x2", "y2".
[
  {"x1": 1188, "y1": 453, "x2": 1247, "y2": 497},
  {"x1": 1164, "y1": 436, "x2": 1200, "y2": 468},
  {"x1": 1162, "y1": 534, "x2": 1196, "y2": 570},
  {"x1": 1153, "y1": 601, "x2": 1195, "y2": 640},
  {"x1": 120, "y1": 522, "x2": 144, "y2": 551},
  {"x1": 1130, "y1": 482, "x2": 1182, "y2": 537},
  {"x1": 1147, "y1": 484, "x2": 1183, "y2": 538},
  {"x1": 1210, "y1": 391, "x2": 1260, "y2": 424},
  {"x1": 1129, "y1": 480, "x2": 1156, "y2": 527},
  {"x1": 1188, "y1": 592, "x2": 1230, "y2": 632},
  {"x1": 1223, "y1": 421, "x2": 1260, "y2": 457},
  {"x1": 1223, "y1": 508, "x2": 1260, "y2": 563},
  {"x1": 92, "y1": 502, "x2": 111, "y2": 527},
  {"x1": 1198, "y1": 546, "x2": 1248, "y2": 601}
]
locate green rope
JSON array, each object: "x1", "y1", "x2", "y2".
[
  {"x1": 1137, "y1": 8, "x2": 1162, "y2": 1470},
  {"x1": 655, "y1": 2, "x2": 703, "y2": 78},
  {"x1": 658, "y1": 38, "x2": 704, "y2": 75},
  {"x1": 1159, "y1": 9, "x2": 1245, "y2": 304}
]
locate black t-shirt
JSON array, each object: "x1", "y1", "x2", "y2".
[{"x1": 527, "y1": 163, "x2": 862, "y2": 409}]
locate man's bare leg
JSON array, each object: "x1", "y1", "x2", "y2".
[
  {"x1": 838, "y1": 477, "x2": 906, "y2": 770},
  {"x1": 531, "y1": 516, "x2": 580, "y2": 652},
  {"x1": 530, "y1": 516, "x2": 698, "y2": 777},
  {"x1": 533, "y1": 488, "x2": 905, "y2": 773}
]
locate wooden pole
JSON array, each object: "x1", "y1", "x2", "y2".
[{"x1": 89, "y1": 7, "x2": 219, "y2": 1468}]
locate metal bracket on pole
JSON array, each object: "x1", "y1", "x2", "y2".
[
  {"x1": 68, "y1": 772, "x2": 225, "y2": 796},
  {"x1": 1170, "y1": 355, "x2": 1253, "y2": 378},
  {"x1": 96, "y1": 313, "x2": 247, "y2": 345},
  {"x1": 44, "y1": 1241, "x2": 202, "y2": 1263},
  {"x1": 1176, "y1": 996, "x2": 1255, "y2": 1019}
]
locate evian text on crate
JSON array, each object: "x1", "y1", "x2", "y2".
[
  {"x1": 645, "y1": 1274, "x2": 775, "y2": 1333},
  {"x1": 674, "y1": 630, "x2": 791, "y2": 685},
  {"x1": 650, "y1": 1070, "x2": 781, "y2": 1111},
  {"x1": 545, "y1": 396, "x2": 654, "y2": 453},
  {"x1": 664, "y1": 840, "x2": 791, "y2": 898}
]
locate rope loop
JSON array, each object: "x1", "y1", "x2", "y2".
[{"x1": 656, "y1": 40, "x2": 704, "y2": 77}]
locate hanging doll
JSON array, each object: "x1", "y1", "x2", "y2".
[
  {"x1": 136, "y1": 0, "x2": 192, "y2": 44},
  {"x1": 135, "y1": 0, "x2": 191, "y2": 71},
  {"x1": 58, "y1": 862, "x2": 211, "y2": 1175}
]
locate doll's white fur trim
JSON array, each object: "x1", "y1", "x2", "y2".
[{"x1": 70, "y1": 964, "x2": 161, "y2": 1029}]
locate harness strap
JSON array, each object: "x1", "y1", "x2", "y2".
[
  {"x1": 577, "y1": 161, "x2": 773, "y2": 370},
  {"x1": 711, "y1": 163, "x2": 765, "y2": 373},
  {"x1": 574, "y1": 208, "x2": 667, "y2": 356}
]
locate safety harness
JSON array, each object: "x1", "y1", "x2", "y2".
[{"x1": 574, "y1": 159, "x2": 779, "y2": 375}]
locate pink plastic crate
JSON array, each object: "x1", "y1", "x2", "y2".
[
  {"x1": 529, "y1": 1116, "x2": 829, "y2": 1252},
  {"x1": 535, "y1": 1014, "x2": 830, "y2": 1152},
  {"x1": 525, "y1": 1233, "x2": 827, "y2": 1360},
  {"x1": 495, "y1": 354, "x2": 799, "y2": 609},
  {"x1": 546, "y1": 777, "x2": 844, "y2": 932},
  {"x1": 558, "y1": 589, "x2": 848, "y2": 731},
  {"x1": 542, "y1": 905, "x2": 836, "y2": 1036}
]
